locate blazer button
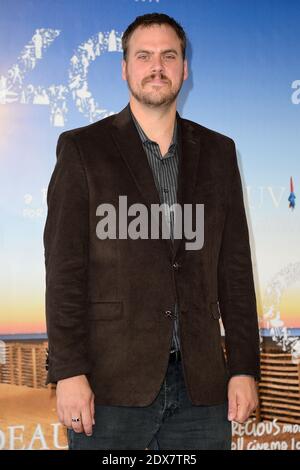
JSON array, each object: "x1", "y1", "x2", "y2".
[
  {"x1": 172, "y1": 262, "x2": 181, "y2": 270},
  {"x1": 165, "y1": 310, "x2": 173, "y2": 317}
]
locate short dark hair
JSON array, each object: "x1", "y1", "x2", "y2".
[{"x1": 122, "y1": 13, "x2": 186, "y2": 61}]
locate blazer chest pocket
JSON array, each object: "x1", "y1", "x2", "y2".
[
  {"x1": 211, "y1": 301, "x2": 221, "y2": 319},
  {"x1": 88, "y1": 301, "x2": 123, "y2": 321}
]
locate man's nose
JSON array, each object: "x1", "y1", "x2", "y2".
[{"x1": 150, "y1": 55, "x2": 164, "y2": 74}]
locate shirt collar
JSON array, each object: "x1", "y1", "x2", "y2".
[{"x1": 130, "y1": 105, "x2": 178, "y2": 156}]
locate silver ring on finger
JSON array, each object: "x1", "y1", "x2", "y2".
[{"x1": 71, "y1": 417, "x2": 81, "y2": 423}]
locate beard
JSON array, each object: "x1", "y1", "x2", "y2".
[{"x1": 127, "y1": 70, "x2": 184, "y2": 107}]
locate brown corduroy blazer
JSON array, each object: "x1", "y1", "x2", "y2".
[{"x1": 43, "y1": 103, "x2": 261, "y2": 406}]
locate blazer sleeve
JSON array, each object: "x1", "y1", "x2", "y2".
[
  {"x1": 217, "y1": 139, "x2": 261, "y2": 382},
  {"x1": 43, "y1": 132, "x2": 91, "y2": 384}
]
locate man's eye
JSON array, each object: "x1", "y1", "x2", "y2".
[
  {"x1": 165, "y1": 55, "x2": 175, "y2": 60},
  {"x1": 138, "y1": 55, "x2": 148, "y2": 60}
]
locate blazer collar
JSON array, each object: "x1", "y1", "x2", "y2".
[{"x1": 110, "y1": 103, "x2": 201, "y2": 259}]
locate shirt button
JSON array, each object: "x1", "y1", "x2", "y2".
[
  {"x1": 172, "y1": 262, "x2": 181, "y2": 270},
  {"x1": 163, "y1": 188, "x2": 169, "y2": 193}
]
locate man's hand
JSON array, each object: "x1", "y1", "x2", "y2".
[
  {"x1": 227, "y1": 376, "x2": 259, "y2": 423},
  {"x1": 56, "y1": 374, "x2": 95, "y2": 436}
]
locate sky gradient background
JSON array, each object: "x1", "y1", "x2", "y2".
[{"x1": 0, "y1": 0, "x2": 299, "y2": 335}]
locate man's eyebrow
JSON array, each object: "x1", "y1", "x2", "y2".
[
  {"x1": 162, "y1": 49, "x2": 178, "y2": 55},
  {"x1": 134, "y1": 49, "x2": 179, "y2": 56}
]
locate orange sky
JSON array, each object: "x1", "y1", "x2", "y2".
[{"x1": 0, "y1": 282, "x2": 299, "y2": 334}]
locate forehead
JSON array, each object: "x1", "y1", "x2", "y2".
[{"x1": 128, "y1": 24, "x2": 181, "y2": 52}]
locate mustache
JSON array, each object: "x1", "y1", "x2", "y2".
[{"x1": 142, "y1": 73, "x2": 171, "y2": 85}]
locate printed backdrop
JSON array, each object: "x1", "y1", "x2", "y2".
[{"x1": 0, "y1": 0, "x2": 299, "y2": 450}]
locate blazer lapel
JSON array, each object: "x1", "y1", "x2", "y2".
[
  {"x1": 110, "y1": 104, "x2": 202, "y2": 259},
  {"x1": 173, "y1": 116, "x2": 201, "y2": 258},
  {"x1": 111, "y1": 104, "x2": 161, "y2": 209},
  {"x1": 111, "y1": 104, "x2": 174, "y2": 255}
]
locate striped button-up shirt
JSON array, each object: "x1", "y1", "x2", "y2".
[{"x1": 130, "y1": 108, "x2": 181, "y2": 353}]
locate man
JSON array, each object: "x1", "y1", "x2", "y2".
[{"x1": 44, "y1": 13, "x2": 260, "y2": 450}]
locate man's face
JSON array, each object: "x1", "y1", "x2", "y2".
[{"x1": 122, "y1": 24, "x2": 188, "y2": 107}]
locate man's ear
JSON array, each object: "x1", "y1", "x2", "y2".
[
  {"x1": 121, "y1": 59, "x2": 127, "y2": 81},
  {"x1": 183, "y1": 59, "x2": 188, "y2": 81}
]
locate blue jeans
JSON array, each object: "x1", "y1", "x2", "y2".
[{"x1": 67, "y1": 356, "x2": 232, "y2": 450}]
